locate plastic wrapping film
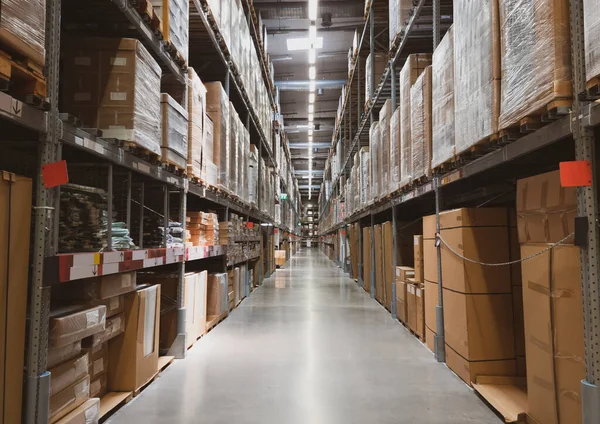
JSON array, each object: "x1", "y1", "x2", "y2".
[
  {"x1": 219, "y1": 0, "x2": 232, "y2": 52},
  {"x1": 454, "y1": 0, "x2": 501, "y2": 155},
  {"x1": 0, "y1": 0, "x2": 46, "y2": 64},
  {"x1": 370, "y1": 122, "x2": 380, "y2": 201},
  {"x1": 389, "y1": 0, "x2": 413, "y2": 44},
  {"x1": 207, "y1": 0, "x2": 221, "y2": 24},
  {"x1": 584, "y1": 0, "x2": 600, "y2": 83},
  {"x1": 365, "y1": 54, "x2": 387, "y2": 105},
  {"x1": 379, "y1": 100, "x2": 392, "y2": 197},
  {"x1": 82, "y1": 313, "x2": 125, "y2": 348},
  {"x1": 188, "y1": 68, "x2": 207, "y2": 179},
  {"x1": 49, "y1": 375, "x2": 90, "y2": 422},
  {"x1": 229, "y1": 105, "x2": 240, "y2": 196},
  {"x1": 498, "y1": 0, "x2": 571, "y2": 131},
  {"x1": 410, "y1": 66, "x2": 433, "y2": 181},
  {"x1": 48, "y1": 341, "x2": 83, "y2": 369},
  {"x1": 205, "y1": 82, "x2": 230, "y2": 191},
  {"x1": 49, "y1": 353, "x2": 89, "y2": 397},
  {"x1": 207, "y1": 273, "x2": 228, "y2": 316},
  {"x1": 399, "y1": 54, "x2": 431, "y2": 188},
  {"x1": 249, "y1": 147, "x2": 258, "y2": 203},
  {"x1": 389, "y1": 107, "x2": 401, "y2": 193},
  {"x1": 49, "y1": 306, "x2": 107, "y2": 348},
  {"x1": 240, "y1": 125, "x2": 250, "y2": 203},
  {"x1": 60, "y1": 39, "x2": 162, "y2": 156},
  {"x1": 160, "y1": 94, "x2": 189, "y2": 169},
  {"x1": 150, "y1": 0, "x2": 188, "y2": 62},
  {"x1": 143, "y1": 285, "x2": 158, "y2": 357},
  {"x1": 431, "y1": 26, "x2": 456, "y2": 169}
]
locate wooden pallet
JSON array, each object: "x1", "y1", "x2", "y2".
[
  {"x1": 582, "y1": 74, "x2": 600, "y2": 100},
  {"x1": 118, "y1": 140, "x2": 162, "y2": 164},
  {"x1": 161, "y1": 159, "x2": 187, "y2": 176},
  {"x1": 498, "y1": 99, "x2": 571, "y2": 144},
  {"x1": 205, "y1": 311, "x2": 228, "y2": 333},
  {"x1": 99, "y1": 391, "x2": 133, "y2": 420},
  {"x1": 0, "y1": 49, "x2": 47, "y2": 108},
  {"x1": 136, "y1": 0, "x2": 163, "y2": 38},
  {"x1": 158, "y1": 355, "x2": 174, "y2": 373},
  {"x1": 164, "y1": 40, "x2": 186, "y2": 67},
  {"x1": 133, "y1": 371, "x2": 160, "y2": 397}
]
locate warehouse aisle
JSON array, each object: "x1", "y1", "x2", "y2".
[{"x1": 107, "y1": 248, "x2": 501, "y2": 424}]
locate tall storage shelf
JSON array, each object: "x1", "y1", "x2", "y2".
[
  {"x1": 0, "y1": 0, "x2": 299, "y2": 422},
  {"x1": 319, "y1": 1, "x2": 600, "y2": 423}
]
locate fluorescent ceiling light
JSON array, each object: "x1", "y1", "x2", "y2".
[
  {"x1": 309, "y1": 0, "x2": 318, "y2": 20},
  {"x1": 309, "y1": 93, "x2": 315, "y2": 103},
  {"x1": 309, "y1": 25, "x2": 317, "y2": 42},
  {"x1": 308, "y1": 129, "x2": 313, "y2": 136},
  {"x1": 308, "y1": 113, "x2": 314, "y2": 122},
  {"x1": 308, "y1": 48, "x2": 315, "y2": 64},
  {"x1": 308, "y1": 104, "x2": 314, "y2": 114},
  {"x1": 309, "y1": 66, "x2": 316, "y2": 80},
  {"x1": 309, "y1": 81, "x2": 316, "y2": 92},
  {"x1": 286, "y1": 37, "x2": 323, "y2": 51},
  {"x1": 271, "y1": 55, "x2": 293, "y2": 62}
]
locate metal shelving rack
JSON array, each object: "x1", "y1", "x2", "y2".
[
  {"x1": 318, "y1": 0, "x2": 600, "y2": 421},
  {"x1": 6, "y1": 0, "x2": 301, "y2": 422}
]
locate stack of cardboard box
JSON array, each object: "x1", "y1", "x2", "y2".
[
  {"x1": 186, "y1": 211, "x2": 219, "y2": 246},
  {"x1": 516, "y1": 170, "x2": 583, "y2": 424},
  {"x1": 207, "y1": 273, "x2": 229, "y2": 326},
  {"x1": 275, "y1": 250, "x2": 286, "y2": 267},
  {"x1": 422, "y1": 215, "x2": 438, "y2": 352},
  {"x1": 395, "y1": 266, "x2": 414, "y2": 325}
]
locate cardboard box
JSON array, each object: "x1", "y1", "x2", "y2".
[
  {"x1": 425, "y1": 326, "x2": 436, "y2": 353},
  {"x1": 53, "y1": 272, "x2": 137, "y2": 300},
  {"x1": 415, "y1": 284, "x2": 425, "y2": 338},
  {"x1": 443, "y1": 288, "x2": 515, "y2": 362},
  {"x1": 108, "y1": 285, "x2": 160, "y2": 392},
  {"x1": 90, "y1": 295, "x2": 124, "y2": 318},
  {"x1": 48, "y1": 342, "x2": 83, "y2": 370},
  {"x1": 0, "y1": 0, "x2": 46, "y2": 65},
  {"x1": 413, "y1": 235, "x2": 424, "y2": 283},
  {"x1": 423, "y1": 238, "x2": 438, "y2": 283},
  {"x1": 205, "y1": 82, "x2": 230, "y2": 189},
  {"x1": 521, "y1": 244, "x2": 584, "y2": 424},
  {"x1": 423, "y1": 214, "x2": 437, "y2": 239},
  {"x1": 53, "y1": 398, "x2": 100, "y2": 424},
  {"x1": 363, "y1": 227, "x2": 372, "y2": 293},
  {"x1": 395, "y1": 266, "x2": 414, "y2": 281},
  {"x1": 439, "y1": 207, "x2": 508, "y2": 229},
  {"x1": 49, "y1": 306, "x2": 107, "y2": 348},
  {"x1": 83, "y1": 343, "x2": 108, "y2": 378},
  {"x1": 410, "y1": 66, "x2": 433, "y2": 180},
  {"x1": 445, "y1": 344, "x2": 516, "y2": 385},
  {"x1": 0, "y1": 171, "x2": 32, "y2": 424},
  {"x1": 424, "y1": 280, "x2": 438, "y2": 333},
  {"x1": 440, "y1": 226, "x2": 511, "y2": 294},
  {"x1": 160, "y1": 93, "x2": 188, "y2": 169},
  {"x1": 516, "y1": 170, "x2": 576, "y2": 244},
  {"x1": 275, "y1": 250, "x2": 286, "y2": 266},
  {"x1": 207, "y1": 273, "x2": 228, "y2": 317},
  {"x1": 49, "y1": 375, "x2": 90, "y2": 423},
  {"x1": 82, "y1": 313, "x2": 124, "y2": 348},
  {"x1": 383, "y1": 222, "x2": 395, "y2": 310},
  {"x1": 512, "y1": 287, "x2": 525, "y2": 357},
  {"x1": 406, "y1": 281, "x2": 417, "y2": 333},
  {"x1": 49, "y1": 353, "x2": 89, "y2": 397},
  {"x1": 374, "y1": 225, "x2": 385, "y2": 304},
  {"x1": 89, "y1": 373, "x2": 107, "y2": 398},
  {"x1": 395, "y1": 280, "x2": 407, "y2": 323}
]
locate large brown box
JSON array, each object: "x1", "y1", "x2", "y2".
[
  {"x1": 108, "y1": 285, "x2": 160, "y2": 392},
  {"x1": 382, "y1": 222, "x2": 395, "y2": 310},
  {"x1": 363, "y1": 227, "x2": 372, "y2": 292},
  {"x1": 395, "y1": 280, "x2": 407, "y2": 324},
  {"x1": 205, "y1": 82, "x2": 230, "y2": 190},
  {"x1": 395, "y1": 266, "x2": 414, "y2": 281},
  {"x1": 424, "y1": 280, "x2": 438, "y2": 334},
  {"x1": 425, "y1": 326, "x2": 436, "y2": 352},
  {"x1": 406, "y1": 281, "x2": 417, "y2": 332},
  {"x1": 0, "y1": 171, "x2": 31, "y2": 424},
  {"x1": 440, "y1": 207, "x2": 508, "y2": 229},
  {"x1": 415, "y1": 284, "x2": 425, "y2": 338},
  {"x1": 207, "y1": 273, "x2": 228, "y2": 317},
  {"x1": 443, "y1": 288, "x2": 515, "y2": 362},
  {"x1": 53, "y1": 272, "x2": 137, "y2": 300},
  {"x1": 521, "y1": 244, "x2": 584, "y2": 424},
  {"x1": 423, "y1": 238, "x2": 438, "y2": 283},
  {"x1": 49, "y1": 306, "x2": 107, "y2": 348},
  {"x1": 49, "y1": 353, "x2": 89, "y2": 397},
  {"x1": 374, "y1": 225, "x2": 384, "y2": 304},
  {"x1": 445, "y1": 344, "x2": 517, "y2": 386},
  {"x1": 516, "y1": 170, "x2": 576, "y2": 244},
  {"x1": 423, "y1": 214, "x2": 437, "y2": 239},
  {"x1": 49, "y1": 376, "x2": 90, "y2": 423},
  {"x1": 53, "y1": 398, "x2": 100, "y2": 424},
  {"x1": 413, "y1": 235, "x2": 424, "y2": 283}
]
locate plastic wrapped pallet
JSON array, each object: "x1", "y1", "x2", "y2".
[
  {"x1": 219, "y1": 0, "x2": 232, "y2": 53},
  {"x1": 359, "y1": 147, "x2": 370, "y2": 205},
  {"x1": 498, "y1": 0, "x2": 571, "y2": 131},
  {"x1": 248, "y1": 145, "x2": 258, "y2": 205},
  {"x1": 454, "y1": 0, "x2": 501, "y2": 155},
  {"x1": 400, "y1": 54, "x2": 431, "y2": 188},
  {"x1": 390, "y1": 107, "x2": 401, "y2": 193},
  {"x1": 205, "y1": 82, "x2": 230, "y2": 191},
  {"x1": 365, "y1": 53, "x2": 387, "y2": 105},
  {"x1": 229, "y1": 104, "x2": 239, "y2": 196},
  {"x1": 60, "y1": 38, "x2": 162, "y2": 156},
  {"x1": 150, "y1": 0, "x2": 189, "y2": 62},
  {"x1": 187, "y1": 68, "x2": 206, "y2": 179},
  {"x1": 389, "y1": 0, "x2": 412, "y2": 45},
  {"x1": 432, "y1": 26, "x2": 455, "y2": 169},
  {"x1": 585, "y1": 0, "x2": 600, "y2": 85},
  {"x1": 410, "y1": 66, "x2": 432, "y2": 181},
  {"x1": 0, "y1": 0, "x2": 46, "y2": 65},
  {"x1": 379, "y1": 100, "x2": 393, "y2": 197},
  {"x1": 370, "y1": 122, "x2": 380, "y2": 201},
  {"x1": 160, "y1": 94, "x2": 188, "y2": 170}
]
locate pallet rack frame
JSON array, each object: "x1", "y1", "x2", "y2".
[{"x1": 318, "y1": 0, "x2": 600, "y2": 421}]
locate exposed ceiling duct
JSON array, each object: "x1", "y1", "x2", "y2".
[
  {"x1": 275, "y1": 79, "x2": 347, "y2": 91},
  {"x1": 255, "y1": 1, "x2": 363, "y2": 20}
]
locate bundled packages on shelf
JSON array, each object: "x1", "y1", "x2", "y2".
[
  {"x1": 0, "y1": 0, "x2": 46, "y2": 65},
  {"x1": 150, "y1": 0, "x2": 189, "y2": 62},
  {"x1": 388, "y1": 0, "x2": 413, "y2": 46},
  {"x1": 389, "y1": 107, "x2": 401, "y2": 193},
  {"x1": 61, "y1": 38, "x2": 162, "y2": 156},
  {"x1": 453, "y1": 0, "x2": 500, "y2": 155},
  {"x1": 365, "y1": 53, "x2": 387, "y2": 105},
  {"x1": 187, "y1": 68, "x2": 207, "y2": 179},
  {"x1": 203, "y1": 115, "x2": 218, "y2": 186},
  {"x1": 359, "y1": 147, "x2": 370, "y2": 205},
  {"x1": 229, "y1": 105, "x2": 240, "y2": 196},
  {"x1": 431, "y1": 26, "x2": 455, "y2": 170},
  {"x1": 584, "y1": 0, "x2": 600, "y2": 85},
  {"x1": 186, "y1": 211, "x2": 219, "y2": 246},
  {"x1": 379, "y1": 100, "x2": 393, "y2": 197},
  {"x1": 205, "y1": 82, "x2": 230, "y2": 192},
  {"x1": 399, "y1": 53, "x2": 431, "y2": 188},
  {"x1": 410, "y1": 66, "x2": 433, "y2": 181},
  {"x1": 160, "y1": 93, "x2": 189, "y2": 170},
  {"x1": 498, "y1": 0, "x2": 571, "y2": 132},
  {"x1": 369, "y1": 122, "x2": 380, "y2": 201},
  {"x1": 161, "y1": 221, "x2": 184, "y2": 248}
]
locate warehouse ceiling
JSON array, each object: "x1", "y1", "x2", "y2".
[{"x1": 254, "y1": 0, "x2": 364, "y2": 200}]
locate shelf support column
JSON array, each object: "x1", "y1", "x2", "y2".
[
  {"x1": 138, "y1": 182, "x2": 144, "y2": 249},
  {"x1": 434, "y1": 176, "x2": 446, "y2": 362},
  {"x1": 107, "y1": 163, "x2": 113, "y2": 251},
  {"x1": 391, "y1": 204, "x2": 398, "y2": 319},
  {"x1": 126, "y1": 171, "x2": 132, "y2": 230},
  {"x1": 369, "y1": 9, "x2": 375, "y2": 123},
  {"x1": 358, "y1": 220, "x2": 363, "y2": 287},
  {"x1": 433, "y1": 0, "x2": 441, "y2": 48},
  {"x1": 163, "y1": 184, "x2": 169, "y2": 248},
  {"x1": 569, "y1": 0, "x2": 600, "y2": 421},
  {"x1": 370, "y1": 213, "x2": 375, "y2": 298},
  {"x1": 168, "y1": 188, "x2": 187, "y2": 359}
]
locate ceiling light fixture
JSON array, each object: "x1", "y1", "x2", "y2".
[
  {"x1": 309, "y1": 81, "x2": 316, "y2": 92},
  {"x1": 308, "y1": 129, "x2": 313, "y2": 136},
  {"x1": 308, "y1": 113, "x2": 314, "y2": 122},
  {"x1": 308, "y1": 104, "x2": 314, "y2": 114},
  {"x1": 309, "y1": 25, "x2": 317, "y2": 42},
  {"x1": 308, "y1": 0, "x2": 318, "y2": 20},
  {"x1": 286, "y1": 37, "x2": 323, "y2": 51},
  {"x1": 308, "y1": 48, "x2": 315, "y2": 64},
  {"x1": 309, "y1": 93, "x2": 315, "y2": 103},
  {"x1": 309, "y1": 66, "x2": 316, "y2": 80}
]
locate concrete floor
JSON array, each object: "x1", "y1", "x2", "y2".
[{"x1": 107, "y1": 248, "x2": 501, "y2": 424}]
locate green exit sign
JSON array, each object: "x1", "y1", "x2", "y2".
[{"x1": 280, "y1": 193, "x2": 288, "y2": 200}]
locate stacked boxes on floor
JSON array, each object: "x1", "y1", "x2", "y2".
[
  {"x1": 275, "y1": 250, "x2": 286, "y2": 267},
  {"x1": 395, "y1": 266, "x2": 414, "y2": 325},
  {"x1": 381, "y1": 222, "x2": 396, "y2": 311},
  {"x1": 516, "y1": 170, "x2": 583, "y2": 424},
  {"x1": 438, "y1": 208, "x2": 516, "y2": 385},
  {"x1": 363, "y1": 227, "x2": 372, "y2": 293},
  {"x1": 207, "y1": 273, "x2": 229, "y2": 325},
  {"x1": 60, "y1": 38, "x2": 162, "y2": 156},
  {"x1": 374, "y1": 225, "x2": 384, "y2": 303},
  {"x1": 399, "y1": 54, "x2": 431, "y2": 188}
]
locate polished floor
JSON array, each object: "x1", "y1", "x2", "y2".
[{"x1": 107, "y1": 248, "x2": 501, "y2": 424}]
